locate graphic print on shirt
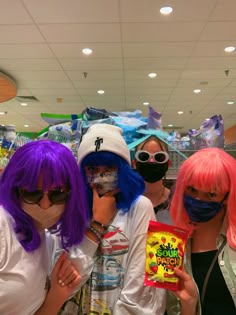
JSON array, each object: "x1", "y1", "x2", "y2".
[
  {"x1": 100, "y1": 225, "x2": 129, "y2": 256},
  {"x1": 59, "y1": 225, "x2": 130, "y2": 315},
  {"x1": 86, "y1": 225, "x2": 129, "y2": 314},
  {"x1": 92, "y1": 226, "x2": 128, "y2": 292},
  {"x1": 89, "y1": 298, "x2": 112, "y2": 315}
]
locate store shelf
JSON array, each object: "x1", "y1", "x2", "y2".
[{"x1": 167, "y1": 149, "x2": 236, "y2": 179}]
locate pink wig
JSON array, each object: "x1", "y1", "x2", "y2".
[{"x1": 170, "y1": 148, "x2": 236, "y2": 249}]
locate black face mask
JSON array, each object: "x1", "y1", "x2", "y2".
[{"x1": 136, "y1": 162, "x2": 168, "y2": 183}]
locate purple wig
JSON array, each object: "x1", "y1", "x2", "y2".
[
  {"x1": 80, "y1": 151, "x2": 145, "y2": 213},
  {"x1": 0, "y1": 139, "x2": 89, "y2": 252}
]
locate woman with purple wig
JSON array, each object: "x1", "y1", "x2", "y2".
[{"x1": 0, "y1": 139, "x2": 89, "y2": 315}]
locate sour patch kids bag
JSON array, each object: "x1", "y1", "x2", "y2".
[{"x1": 145, "y1": 220, "x2": 190, "y2": 290}]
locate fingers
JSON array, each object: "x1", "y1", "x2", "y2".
[
  {"x1": 67, "y1": 274, "x2": 81, "y2": 289},
  {"x1": 59, "y1": 269, "x2": 81, "y2": 288},
  {"x1": 173, "y1": 268, "x2": 192, "y2": 281},
  {"x1": 171, "y1": 267, "x2": 198, "y2": 303},
  {"x1": 91, "y1": 185, "x2": 118, "y2": 225},
  {"x1": 92, "y1": 185, "x2": 99, "y2": 200},
  {"x1": 57, "y1": 255, "x2": 81, "y2": 288},
  {"x1": 53, "y1": 251, "x2": 66, "y2": 274},
  {"x1": 92, "y1": 186, "x2": 119, "y2": 198},
  {"x1": 60, "y1": 270, "x2": 81, "y2": 288},
  {"x1": 103, "y1": 188, "x2": 120, "y2": 197},
  {"x1": 58, "y1": 256, "x2": 74, "y2": 278}
]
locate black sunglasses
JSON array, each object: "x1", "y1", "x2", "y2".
[
  {"x1": 19, "y1": 188, "x2": 70, "y2": 205},
  {"x1": 135, "y1": 150, "x2": 169, "y2": 164}
]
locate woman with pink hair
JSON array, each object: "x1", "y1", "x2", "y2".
[{"x1": 167, "y1": 147, "x2": 236, "y2": 315}]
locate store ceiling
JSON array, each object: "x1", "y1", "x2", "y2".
[{"x1": 0, "y1": 0, "x2": 236, "y2": 134}]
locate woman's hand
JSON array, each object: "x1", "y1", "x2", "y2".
[
  {"x1": 91, "y1": 186, "x2": 119, "y2": 226},
  {"x1": 34, "y1": 251, "x2": 81, "y2": 315},
  {"x1": 53, "y1": 251, "x2": 81, "y2": 289},
  {"x1": 171, "y1": 268, "x2": 198, "y2": 315}
]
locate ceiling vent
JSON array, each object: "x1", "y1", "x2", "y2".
[{"x1": 16, "y1": 96, "x2": 39, "y2": 102}]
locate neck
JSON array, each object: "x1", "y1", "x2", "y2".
[
  {"x1": 144, "y1": 181, "x2": 167, "y2": 207},
  {"x1": 145, "y1": 180, "x2": 164, "y2": 194},
  {"x1": 191, "y1": 211, "x2": 225, "y2": 253}
]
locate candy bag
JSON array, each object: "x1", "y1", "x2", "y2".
[{"x1": 145, "y1": 220, "x2": 190, "y2": 290}]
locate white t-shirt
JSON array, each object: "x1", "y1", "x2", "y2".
[
  {"x1": 60, "y1": 195, "x2": 166, "y2": 315},
  {"x1": 0, "y1": 206, "x2": 55, "y2": 315}
]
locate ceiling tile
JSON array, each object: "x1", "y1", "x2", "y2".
[
  {"x1": 50, "y1": 43, "x2": 122, "y2": 58},
  {"x1": 0, "y1": 0, "x2": 33, "y2": 24},
  {"x1": 23, "y1": 0, "x2": 120, "y2": 23},
  {"x1": 59, "y1": 58, "x2": 123, "y2": 71},
  {"x1": 120, "y1": 0, "x2": 217, "y2": 22},
  {"x1": 39, "y1": 23, "x2": 121, "y2": 43},
  {"x1": 0, "y1": 25, "x2": 45, "y2": 44},
  {"x1": 122, "y1": 22, "x2": 205, "y2": 42},
  {"x1": 0, "y1": 44, "x2": 54, "y2": 58}
]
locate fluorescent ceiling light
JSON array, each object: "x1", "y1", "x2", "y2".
[
  {"x1": 193, "y1": 89, "x2": 201, "y2": 94},
  {"x1": 143, "y1": 102, "x2": 150, "y2": 106}
]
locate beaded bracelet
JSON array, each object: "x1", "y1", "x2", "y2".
[
  {"x1": 88, "y1": 225, "x2": 103, "y2": 243},
  {"x1": 91, "y1": 219, "x2": 108, "y2": 230}
]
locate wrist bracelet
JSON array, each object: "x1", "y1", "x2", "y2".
[
  {"x1": 91, "y1": 219, "x2": 108, "y2": 229},
  {"x1": 88, "y1": 225, "x2": 103, "y2": 243}
]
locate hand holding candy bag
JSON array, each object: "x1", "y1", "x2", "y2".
[{"x1": 145, "y1": 221, "x2": 190, "y2": 291}]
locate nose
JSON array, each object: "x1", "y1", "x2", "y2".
[
  {"x1": 38, "y1": 192, "x2": 52, "y2": 209},
  {"x1": 195, "y1": 191, "x2": 206, "y2": 200},
  {"x1": 149, "y1": 156, "x2": 155, "y2": 163}
]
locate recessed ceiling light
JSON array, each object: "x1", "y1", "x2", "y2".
[
  {"x1": 24, "y1": 124, "x2": 29, "y2": 128},
  {"x1": 168, "y1": 124, "x2": 173, "y2": 127},
  {"x1": 160, "y1": 6, "x2": 173, "y2": 15},
  {"x1": 193, "y1": 89, "x2": 201, "y2": 94},
  {"x1": 143, "y1": 102, "x2": 150, "y2": 106},
  {"x1": 97, "y1": 90, "x2": 105, "y2": 95},
  {"x1": 20, "y1": 102, "x2": 28, "y2": 106},
  {"x1": 227, "y1": 101, "x2": 234, "y2": 105},
  {"x1": 0, "y1": 111, "x2": 7, "y2": 115},
  {"x1": 224, "y1": 46, "x2": 235, "y2": 53},
  {"x1": 82, "y1": 48, "x2": 93, "y2": 55},
  {"x1": 178, "y1": 111, "x2": 184, "y2": 115},
  {"x1": 148, "y1": 72, "x2": 157, "y2": 78}
]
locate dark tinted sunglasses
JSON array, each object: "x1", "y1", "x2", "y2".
[
  {"x1": 135, "y1": 150, "x2": 169, "y2": 164},
  {"x1": 19, "y1": 188, "x2": 70, "y2": 205}
]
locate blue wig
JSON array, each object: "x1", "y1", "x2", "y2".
[
  {"x1": 80, "y1": 151, "x2": 145, "y2": 214},
  {"x1": 0, "y1": 140, "x2": 89, "y2": 252}
]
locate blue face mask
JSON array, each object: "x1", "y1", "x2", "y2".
[{"x1": 183, "y1": 194, "x2": 224, "y2": 223}]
